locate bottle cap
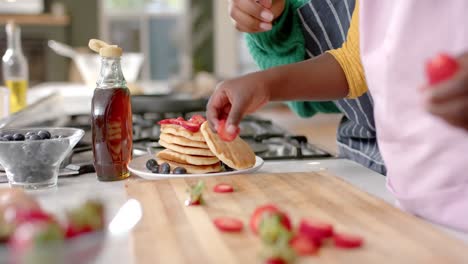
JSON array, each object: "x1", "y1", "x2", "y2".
[{"x1": 88, "y1": 39, "x2": 123, "y2": 58}]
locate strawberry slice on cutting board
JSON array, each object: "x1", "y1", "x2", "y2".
[
  {"x1": 213, "y1": 217, "x2": 244, "y2": 232},
  {"x1": 250, "y1": 204, "x2": 292, "y2": 235},
  {"x1": 333, "y1": 232, "x2": 364, "y2": 249},
  {"x1": 213, "y1": 183, "x2": 234, "y2": 193}
]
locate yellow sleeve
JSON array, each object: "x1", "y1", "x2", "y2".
[{"x1": 327, "y1": 0, "x2": 367, "y2": 98}]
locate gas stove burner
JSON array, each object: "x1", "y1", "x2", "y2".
[
  {"x1": 39, "y1": 112, "x2": 331, "y2": 161},
  {"x1": 245, "y1": 140, "x2": 269, "y2": 154}
]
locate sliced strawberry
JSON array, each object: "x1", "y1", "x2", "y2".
[
  {"x1": 213, "y1": 183, "x2": 234, "y2": 193},
  {"x1": 250, "y1": 204, "x2": 292, "y2": 235},
  {"x1": 265, "y1": 258, "x2": 287, "y2": 264},
  {"x1": 213, "y1": 217, "x2": 244, "y2": 232},
  {"x1": 333, "y1": 232, "x2": 364, "y2": 249},
  {"x1": 65, "y1": 225, "x2": 93, "y2": 239},
  {"x1": 10, "y1": 209, "x2": 55, "y2": 225},
  {"x1": 426, "y1": 53, "x2": 459, "y2": 85},
  {"x1": 158, "y1": 119, "x2": 174, "y2": 125},
  {"x1": 217, "y1": 119, "x2": 239, "y2": 142},
  {"x1": 188, "y1": 115, "x2": 206, "y2": 125},
  {"x1": 64, "y1": 200, "x2": 104, "y2": 241},
  {"x1": 179, "y1": 121, "x2": 200, "y2": 132},
  {"x1": 158, "y1": 116, "x2": 203, "y2": 132},
  {"x1": 290, "y1": 235, "x2": 319, "y2": 256},
  {"x1": 299, "y1": 218, "x2": 333, "y2": 242}
]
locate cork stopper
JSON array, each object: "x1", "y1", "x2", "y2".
[
  {"x1": 88, "y1": 38, "x2": 123, "y2": 58},
  {"x1": 5, "y1": 20, "x2": 19, "y2": 34}
]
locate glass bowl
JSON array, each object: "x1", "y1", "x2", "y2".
[{"x1": 0, "y1": 127, "x2": 84, "y2": 189}]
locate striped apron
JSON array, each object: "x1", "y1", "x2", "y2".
[{"x1": 297, "y1": 0, "x2": 386, "y2": 174}]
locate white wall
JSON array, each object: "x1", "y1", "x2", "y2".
[{"x1": 213, "y1": 0, "x2": 239, "y2": 78}]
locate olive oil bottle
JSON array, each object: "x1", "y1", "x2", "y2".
[{"x1": 2, "y1": 22, "x2": 28, "y2": 113}]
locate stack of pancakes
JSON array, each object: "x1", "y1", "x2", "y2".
[{"x1": 156, "y1": 124, "x2": 223, "y2": 174}]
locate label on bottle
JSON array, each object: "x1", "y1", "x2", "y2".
[{"x1": 5, "y1": 79, "x2": 27, "y2": 113}]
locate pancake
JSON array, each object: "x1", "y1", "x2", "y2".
[
  {"x1": 160, "y1": 124, "x2": 205, "y2": 142},
  {"x1": 159, "y1": 139, "x2": 216, "y2": 157},
  {"x1": 157, "y1": 158, "x2": 223, "y2": 174},
  {"x1": 160, "y1": 133, "x2": 209, "y2": 149},
  {"x1": 200, "y1": 122, "x2": 256, "y2": 170},
  {"x1": 156, "y1": 149, "x2": 220, "y2": 166}
]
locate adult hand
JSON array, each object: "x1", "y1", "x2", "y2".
[
  {"x1": 228, "y1": 0, "x2": 285, "y2": 33},
  {"x1": 424, "y1": 52, "x2": 468, "y2": 131},
  {"x1": 206, "y1": 72, "x2": 271, "y2": 135}
]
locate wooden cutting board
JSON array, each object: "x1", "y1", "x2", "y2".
[{"x1": 126, "y1": 172, "x2": 468, "y2": 264}]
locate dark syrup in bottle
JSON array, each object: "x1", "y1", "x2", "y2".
[
  {"x1": 89, "y1": 42, "x2": 133, "y2": 181},
  {"x1": 92, "y1": 87, "x2": 132, "y2": 181}
]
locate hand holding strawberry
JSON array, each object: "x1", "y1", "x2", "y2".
[
  {"x1": 424, "y1": 52, "x2": 468, "y2": 131},
  {"x1": 206, "y1": 73, "x2": 271, "y2": 137}
]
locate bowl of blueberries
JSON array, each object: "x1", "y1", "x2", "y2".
[{"x1": 0, "y1": 127, "x2": 84, "y2": 189}]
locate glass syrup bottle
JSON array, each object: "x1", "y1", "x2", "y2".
[
  {"x1": 2, "y1": 21, "x2": 28, "y2": 113},
  {"x1": 89, "y1": 39, "x2": 133, "y2": 181}
]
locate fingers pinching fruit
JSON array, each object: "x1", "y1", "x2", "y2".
[
  {"x1": 424, "y1": 52, "x2": 468, "y2": 131},
  {"x1": 227, "y1": 0, "x2": 285, "y2": 33}
]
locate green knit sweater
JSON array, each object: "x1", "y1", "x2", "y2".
[{"x1": 245, "y1": 0, "x2": 340, "y2": 117}]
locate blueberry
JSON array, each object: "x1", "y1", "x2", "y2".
[
  {"x1": 150, "y1": 165, "x2": 160, "y2": 174},
  {"x1": 158, "y1": 162, "x2": 170, "y2": 174},
  {"x1": 27, "y1": 134, "x2": 42, "y2": 141},
  {"x1": 37, "y1": 130, "x2": 51, "y2": 140},
  {"x1": 223, "y1": 163, "x2": 235, "y2": 172},
  {"x1": 25, "y1": 132, "x2": 36, "y2": 138},
  {"x1": 146, "y1": 159, "x2": 158, "y2": 170},
  {"x1": 12, "y1": 133, "x2": 25, "y2": 141},
  {"x1": 173, "y1": 167, "x2": 187, "y2": 174},
  {"x1": 3, "y1": 134, "x2": 13, "y2": 141}
]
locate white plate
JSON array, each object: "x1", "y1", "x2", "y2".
[{"x1": 128, "y1": 154, "x2": 264, "y2": 180}]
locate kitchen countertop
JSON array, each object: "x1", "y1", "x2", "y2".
[
  {"x1": 1, "y1": 89, "x2": 467, "y2": 262},
  {"x1": 1, "y1": 158, "x2": 467, "y2": 263}
]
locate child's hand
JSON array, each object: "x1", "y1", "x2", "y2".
[
  {"x1": 206, "y1": 72, "x2": 271, "y2": 134},
  {"x1": 228, "y1": 0, "x2": 285, "y2": 33},
  {"x1": 424, "y1": 53, "x2": 468, "y2": 131}
]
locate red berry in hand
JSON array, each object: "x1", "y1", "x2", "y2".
[
  {"x1": 426, "y1": 53, "x2": 459, "y2": 85},
  {"x1": 217, "y1": 120, "x2": 239, "y2": 142}
]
